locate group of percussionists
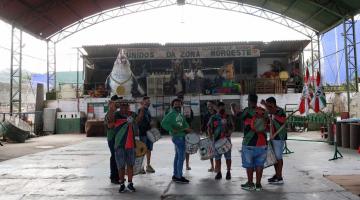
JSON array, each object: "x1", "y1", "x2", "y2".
[{"x1": 105, "y1": 93, "x2": 287, "y2": 193}]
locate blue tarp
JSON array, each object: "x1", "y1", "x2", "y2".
[
  {"x1": 321, "y1": 19, "x2": 360, "y2": 85},
  {"x1": 31, "y1": 71, "x2": 83, "y2": 89}
]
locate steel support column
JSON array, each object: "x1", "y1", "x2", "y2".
[
  {"x1": 47, "y1": 40, "x2": 56, "y2": 92},
  {"x1": 10, "y1": 26, "x2": 23, "y2": 114},
  {"x1": 310, "y1": 35, "x2": 320, "y2": 85},
  {"x1": 343, "y1": 17, "x2": 359, "y2": 112},
  {"x1": 317, "y1": 34, "x2": 321, "y2": 75}
]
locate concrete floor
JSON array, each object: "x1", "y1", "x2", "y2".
[
  {"x1": 0, "y1": 132, "x2": 359, "y2": 200},
  {"x1": 0, "y1": 134, "x2": 87, "y2": 162}
]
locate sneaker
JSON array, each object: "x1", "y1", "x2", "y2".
[
  {"x1": 255, "y1": 183, "x2": 262, "y2": 191},
  {"x1": 172, "y1": 175, "x2": 177, "y2": 181},
  {"x1": 270, "y1": 177, "x2": 284, "y2": 185},
  {"x1": 146, "y1": 165, "x2": 155, "y2": 173},
  {"x1": 241, "y1": 182, "x2": 255, "y2": 191},
  {"x1": 186, "y1": 166, "x2": 191, "y2": 170},
  {"x1": 268, "y1": 175, "x2": 277, "y2": 183},
  {"x1": 119, "y1": 183, "x2": 126, "y2": 193},
  {"x1": 215, "y1": 172, "x2": 222, "y2": 180},
  {"x1": 127, "y1": 182, "x2": 136, "y2": 192},
  {"x1": 208, "y1": 168, "x2": 214, "y2": 172},
  {"x1": 268, "y1": 175, "x2": 284, "y2": 185},
  {"x1": 276, "y1": 177, "x2": 284, "y2": 184},
  {"x1": 173, "y1": 176, "x2": 189, "y2": 184},
  {"x1": 180, "y1": 177, "x2": 190, "y2": 183},
  {"x1": 226, "y1": 171, "x2": 231, "y2": 180}
]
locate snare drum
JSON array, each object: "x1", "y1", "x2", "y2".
[
  {"x1": 185, "y1": 133, "x2": 200, "y2": 154},
  {"x1": 214, "y1": 138, "x2": 232, "y2": 154},
  {"x1": 199, "y1": 138, "x2": 215, "y2": 160},
  {"x1": 146, "y1": 128, "x2": 161, "y2": 143}
]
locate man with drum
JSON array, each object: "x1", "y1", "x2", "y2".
[
  {"x1": 262, "y1": 97, "x2": 287, "y2": 185},
  {"x1": 137, "y1": 96, "x2": 155, "y2": 174},
  {"x1": 161, "y1": 98, "x2": 192, "y2": 184},
  {"x1": 105, "y1": 95, "x2": 121, "y2": 184},
  {"x1": 201, "y1": 100, "x2": 216, "y2": 172},
  {"x1": 177, "y1": 94, "x2": 194, "y2": 171},
  {"x1": 241, "y1": 94, "x2": 268, "y2": 191},
  {"x1": 114, "y1": 100, "x2": 143, "y2": 193},
  {"x1": 208, "y1": 102, "x2": 234, "y2": 180}
]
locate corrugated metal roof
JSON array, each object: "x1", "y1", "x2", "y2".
[
  {"x1": 0, "y1": 0, "x2": 359, "y2": 40},
  {"x1": 83, "y1": 40, "x2": 310, "y2": 58}
]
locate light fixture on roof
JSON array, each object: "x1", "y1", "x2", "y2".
[{"x1": 177, "y1": 0, "x2": 185, "y2": 6}]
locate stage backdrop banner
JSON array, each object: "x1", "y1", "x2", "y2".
[{"x1": 125, "y1": 45, "x2": 260, "y2": 60}]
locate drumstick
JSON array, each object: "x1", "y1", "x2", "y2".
[{"x1": 270, "y1": 109, "x2": 299, "y2": 140}]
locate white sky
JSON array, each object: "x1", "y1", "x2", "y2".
[{"x1": 0, "y1": 5, "x2": 308, "y2": 74}]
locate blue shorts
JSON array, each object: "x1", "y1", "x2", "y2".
[
  {"x1": 215, "y1": 149, "x2": 231, "y2": 160},
  {"x1": 140, "y1": 135, "x2": 154, "y2": 151},
  {"x1": 241, "y1": 145, "x2": 267, "y2": 168},
  {"x1": 115, "y1": 148, "x2": 135, "y2": 169},
  {"x1": 272, "y1": 140, "x2": 285, "y2": 160}
]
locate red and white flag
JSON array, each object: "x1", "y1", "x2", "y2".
[
  {"x1": 299, "y1": 68, "x2": 311, "y2": 115},
  {"x1": 311, "y1": 71, "x2": 326, "y2": 113}
]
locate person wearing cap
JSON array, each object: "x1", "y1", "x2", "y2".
[
  {"x1": 161, "y1": 98, "x2": 192, "y2": 184},
  {"x1": 137, "y1": 96, "x2": 155, "y2": 173},
  {"x1": 208, "y1": 102, "x2": 234, "y2": 180},
  {"x1": 262, "y1": 97, "x2": 287, "y2": 185},
  {"x1": 105, "y1": 95, "x2": 121, "y2": 184},
  {"x1": 240, "y1": 94, "x2": 268, "y2": 191},
  {"x1": 114, "y1": 100, "x2": 143, "y2": 193}
]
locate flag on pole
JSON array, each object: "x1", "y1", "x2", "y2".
[
  {"x1": 299, "y1": 68, "x2": 311, "y2": 115},
  {"x1": 311, "y1": 71, "x2": 326, "y2": 113}
]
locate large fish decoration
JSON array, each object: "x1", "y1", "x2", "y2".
[{"x1": 106, "y1": 50, "x2": 144, "y2": 97}]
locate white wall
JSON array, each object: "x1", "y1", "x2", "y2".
[{"x1": 45, "y1": 92, "x2": 360, "y2": 119}]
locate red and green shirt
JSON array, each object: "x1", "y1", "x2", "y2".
[
  {"x1": 114, "y1": 111, "x2": 138, "y2": 149},
  {"x1": 270, "y1": 107, "x2": 287, "y2": 140},
  {"x1": 241, "y1": 107, "x2": 267, "y2": 147},
  {"x1": 208, "y1": 113, "x2": 234, "y2": 142}
]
